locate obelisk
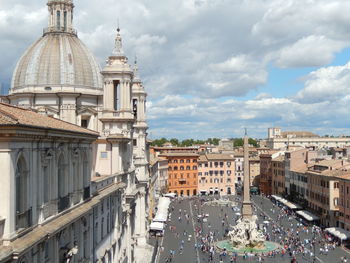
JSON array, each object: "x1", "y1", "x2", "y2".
[{"x1": 242, "y1": 129, "x2": 253, "y2": 218}]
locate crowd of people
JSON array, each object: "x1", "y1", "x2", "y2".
[{"x1": 160, "y1": 195, "x2": 350, "y2": 263}]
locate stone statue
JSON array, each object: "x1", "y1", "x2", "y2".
[{"x1": 227, "y1": 215, "x2": 265, "y2": 249}]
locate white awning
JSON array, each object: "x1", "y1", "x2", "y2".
[
  {"x1": 153, "y1": 211, "x2": 168, "y2": 222},
  {"x1": 278, "y1": 198, "x2": 289, "y2": 205},
  {"x1": 150, "y1": 222, "x2": 165, "y2": 231},
  {"x1": 153, "y1": 197, "x2": 171, "y2": 222},
  {"x1": 164, "y1": 193, "x2": 176, "y2": 198},
  {"x1": 326, "y1": 227, "x2": 350, "y2": 240},
  {"x1": 296, "y1": 210, "x2": 320, "y2": 221},
  {"x1": 284, "y1": 201, "x2": 302, "y2": 210},
  {"x1": 271, "y1": 195, "x2": 282, "y2": 201}
]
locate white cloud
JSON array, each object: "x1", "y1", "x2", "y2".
[
  {"x1": 296, "y1": 62, "x2": 350, "y2": 103},
  {"x1": 2, "y1": 0, "x2": 350, "y2": 138},
  {"x1": 275, "y1": 35, "x2": 348, "y2": 68}
]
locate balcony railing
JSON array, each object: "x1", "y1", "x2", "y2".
[{"x1": 16, "y1": 207, "x2": 32, "y2": 230}]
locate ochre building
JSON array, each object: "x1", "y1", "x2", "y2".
[{"x1": 160, "y1": 153, "x2": 199, "y2": 196}]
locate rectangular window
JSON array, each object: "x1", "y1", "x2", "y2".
[
  {"x1": 81, "y1": 118, "x2": 89, "y2": 128},
  {"x1": 56, "y1": 11, "x2": 61, "y2": 28},
  {"x1": 133, "y1": 99, "x2": 138, "y2": 117},
  {"x1": 100, "y1": 152, "x2": 108, "y2": 159},
  {"x1": 64, "y1": 11, "x2": 67, "y2": 30},
  {"x1": 113, "y1": 80, "x2": 120, "y2": 111}
]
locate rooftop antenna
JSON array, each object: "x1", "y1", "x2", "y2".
[{"x1": 244, "y1": 128, "x2": 248, "y2": 136}]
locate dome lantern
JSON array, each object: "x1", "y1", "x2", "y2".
[{"x1": 45, "y1": 0, "x2": 76, "y2": 36}]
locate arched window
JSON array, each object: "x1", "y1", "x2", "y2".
[
  {"x1": 186, "y1": 166, "x2": 190, "y2": 170},
  {"x1": 193, "y1": 166, "x2": 197, "y2": 170},
  {"x1": 16, "y1": 156, "x2": 30, "y2": 229},
  {"x1": 180, "y1": 166, "x2": 184, "y2": 170},
  {"x1": 174, "y1": 166, "x2": 178, "y2": 171}
]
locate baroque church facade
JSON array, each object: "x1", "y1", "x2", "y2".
[{"x1": 0, "y1": 0, "x2": 151, "y2": 262}]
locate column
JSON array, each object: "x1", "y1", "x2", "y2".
[
  {"x1": 111, "y1": 143, "x2": 120, "y2": 175},
  {"x1": 126, "y1": 208, "x2": 132, "y2": 262},
  {"x1": 139, "y1": 191, "x2": 146, "y2": 244}
]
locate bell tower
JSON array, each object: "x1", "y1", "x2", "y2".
[
  {"x1": 96, "y1": 28, "x2": 134, "y2": 176},
  {"x1": 132, "y1": 59, "x2": 149, "y2": 182}
]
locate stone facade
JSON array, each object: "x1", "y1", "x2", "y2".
[
  {"x1": 267, "y1": 127, "x2": 350, "y2": 150},
  {"x1": 0, "y1": 1, "x2": 150, "y2": 262}
]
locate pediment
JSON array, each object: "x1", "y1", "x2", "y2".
[
  {"x1": 77, "y1": 107, "x2": 98, "y2": 115},
  {"x1": 36, "y1": 105, "x2": 59, "y2": 114}
]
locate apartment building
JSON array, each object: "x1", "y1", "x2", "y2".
[
  {"x1": 198, "y1": 154, "x2": 235, "y2": 195},
  {"x1": 271, "y1": 155, "x2": 285, "y2": 196},
  {"x1": 337, "y1": 174, "x2": 350, "y2": 231},
  {"x1": 161, "y1": 153, "x2": 199, "y2": 196},
  {"x1": 249, "y1": 157, "x2": 260, "y2": 187}
]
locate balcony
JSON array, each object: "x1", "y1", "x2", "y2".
[
  {"x1": 58, "y1": 195, "x2": 70, "y2": 213},
  {"x1": 84, "y1": 186, "x2": 90, "y2": 200},
  {"x1": 179, "y1": 179, "x2": 187, "y2": 184},
  {"x1": 16, "y1": 208, "x2": 32, "y2": 230}
]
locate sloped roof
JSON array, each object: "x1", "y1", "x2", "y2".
[
  {"x1": 159, "y1": 152, "x2": 199, "y2": 157},
  {"x1": 206, "y1": 154, "x2": 235, "y2": 160},
  {"x1": 0, "y1": 103, "x2": 98, "y2": 136},
  {"x1": 281, "y1": 131, "x2": 319, "y2": 138}
]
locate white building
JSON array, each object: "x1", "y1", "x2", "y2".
[
  {"x1": 0, "y1": 0, "x2": 151, "y2": 262},
  {"x1": 267, "y1": 127, "x2": 350, "y2": 150}
]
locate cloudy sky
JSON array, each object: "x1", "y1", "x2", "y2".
[{"x1": 1, "y1": 0, "x2": 350, "y2": 139}]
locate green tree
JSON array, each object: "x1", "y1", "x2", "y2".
[
  {"x1": 151, "y1": 137, "x2": 168, "y2": 146},
  {"x1": 248, "y1": 138, "x2": 259, "y2": 147},
  {"x1": 181, "y1": 139, "x2": 194, "y2": 147},
  {"x1": 170, "y1": 138, "x2": 180, "y2": 146},
  {"x1": 234, "y1": 138, "x2": 243, "y2": 147}
]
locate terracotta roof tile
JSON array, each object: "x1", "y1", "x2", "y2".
[{"x1": 0, "y1": 103, "x2": 98, "y2": 136}]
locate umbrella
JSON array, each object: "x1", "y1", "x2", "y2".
[
  {"x1": 263, "y1": 220, "x2": 270, "y2": 224},
  {"x1": 235, "y1": 212, "x2": 241, "y2": 216}
]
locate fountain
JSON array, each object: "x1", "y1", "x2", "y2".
[{"x1": 216, "y1": 131, "x2": 280, "y2": 255}]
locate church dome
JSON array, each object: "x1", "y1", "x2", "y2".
[{"x1": 10, "y1": 0, "x2": 102, "y2": 94}]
